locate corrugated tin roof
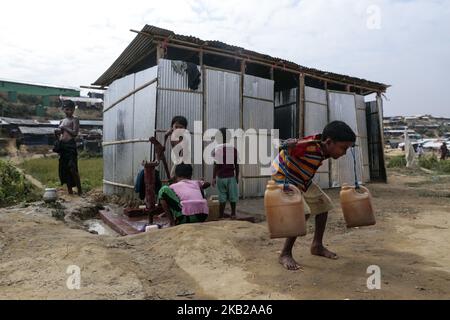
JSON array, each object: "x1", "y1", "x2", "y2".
[
  {"x1": 80, "y1": 120, "x2": 103, "y2": 126},
  {"x1": 94, "y1": 25, "x2": 389, "y2": 91},
  {"x1": 0, "y1": 117, "x2": 39, "y2": 125},
  {"x1": 60, "y1": 96, "x2": 103, "y2": 104},
  {"x1": 47, "y1": 119, "x2": 103, "y2": 126},
  {"x1": 18, "y1": 126, "x2": 56, "y2": 135},
  {"x1": 0, "y1": 78, "x2": 80, "y2": 92}
]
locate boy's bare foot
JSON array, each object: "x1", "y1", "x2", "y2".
[
  {"x1": 230, "y1": 215, "x2": 236, "y2": 220},
  {"x1": 279, "y1": 254, "x2": 303, "y2": 271},
  {"x1": 311, "y1": 245, "x2": 338, "y2": 260}
]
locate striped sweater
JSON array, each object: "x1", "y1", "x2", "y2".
[{"x1": 271, "y1": 134, "x2": 325, "y2": 192}]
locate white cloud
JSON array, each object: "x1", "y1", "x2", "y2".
[{"x1": 0, "y1": 0, "x2": 449, "y2": 116}]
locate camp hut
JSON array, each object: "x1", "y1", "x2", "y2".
[{"x1": 94, "y1": 25, "x2": 389, "y2": 198}]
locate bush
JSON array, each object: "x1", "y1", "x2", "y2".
[
  {"x1": 387, "y1": 155, "x2": 406, "y2": 168},
  {"x1": 419, "y1": 154, "x2": 439, "y2": 170},
  {"x1": 81, "y1": 179, "x2": 93, "y2": 193},
  {"x1": 419, "y1": 155, "x2": 450, "y2": 174},
  {"x1": 438, "y1": 161, "x2": 450, "y2": 174},
  {"x1": 0, "y1": 160, "x2": 39, "y2": 207},
  {"x1": 1, "y1": 102, "x2": 35, "y2": 118},
  {"x1": 17, "y1": 94, "x2": 41, "y2": 105}
]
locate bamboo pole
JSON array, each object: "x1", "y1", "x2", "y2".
[
  {"x1": 102, "y1": 139, "x2": 149, "y2": 147},
  {"x1": 103, "y1": 180, "x2": 134, "y2": 189},
  {"x1": 299, "y1": 73, "x2": 306, "y2": 137},
  {"x1": 240, "y1": 59, "x2": 245, "y2": 199},
  {"x1": 325, "y1": 81, "x2": 333, "y2": 188},
  {"x1": 103, "y1": 78, "x2": 157, "y2": 113}
]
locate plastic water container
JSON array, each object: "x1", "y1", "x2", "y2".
[
  {"x1": 206, "y1": 195, "x2": 220, "y2": 222},
  {"x1": 145, "y1": 225, "x2": 159, "y2": 232},
  {"x1": 264, "y1": 180, "x2": 306, "y2": 239},
  {"x1": 340, "y1": 184, "x2": 376, "y2": 228}
]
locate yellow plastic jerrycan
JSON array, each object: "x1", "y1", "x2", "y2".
[
  {"x1": 206, "y1": 195, "x2": 220, "y2": 222},
  {"x1": 264, "y1": 180, "x2": 306, "y2": 239},
  {"x1": 340, "y1": 184, "x2": 376, "y2": 228}
]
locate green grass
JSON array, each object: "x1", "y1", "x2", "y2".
[
  {"x1": 419, "y1": 155, "x2": 450, "y2": 174},
  {"x1": 387, "y1": 154, "x2": 450, "y2": 174},
  {"x1": 19, "y1": 157, "x2": 103, "y2": 192},
  {"x1": 0, "y1": 160, "x2": 40, "y2": 207},
  {"x1": 387, "y1": 155, "x2": 407, "y2": 168}
]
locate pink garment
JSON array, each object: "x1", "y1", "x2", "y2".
[{"x1": 169, "y1": 180, "x2": 209, "y2": 216}]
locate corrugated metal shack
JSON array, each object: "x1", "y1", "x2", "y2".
[
  {"x1": 0, "y1": 117, "x2": 103, "y2": 149},
  {"x1": 94, "y1": 25, "x2": 389, "y2": 198},
  {"x1": 17, "y1": 126, "x2": 56, "y2": 146}
]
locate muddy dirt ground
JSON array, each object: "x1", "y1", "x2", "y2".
[{"x1": 0, "y1": 168, "x2": 449, "y2": 300}]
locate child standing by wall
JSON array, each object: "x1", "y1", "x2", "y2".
[
  {"x1": 212, "y1": 128, "x2": 240, "y2": 219},
  {"x1": 164, "y1": 116, "x2": 188, "y2": 179}
]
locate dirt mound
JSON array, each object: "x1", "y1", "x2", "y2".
[
  {"x1": 0, "y1": 203, "x2": 286, "y2": 299},
  {"x1": 127, "y1": 222, "x2": 292, "y2": 299}
]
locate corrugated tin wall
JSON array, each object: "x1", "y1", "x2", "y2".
[
  {"x1": 304, "y1": 86, "x2": 330, "y2": 189},
  {"x1": 355, "y1": 95, "x2": 370, "y2": 183},
  {"x1": 365, "y1": 97, "x2": 387, "y2": 182},
  {"x1": 104, "y1": 59, "x2": 378, "y2": 199},
  {"x1": 103, "y1": 60, "x2": 276, "y2": 198},
  {"x1": 328, "y1": 91, "x2": 364, "y2": 187},
  {"x1": 156, "y1": 59, "x2": 203, "y2": 181},
  {"x1": 204, "y1": 67, "x2": 241, "y2": 197},
  {"x1": 103, "y1": 66, "x2": 158, "y2": 196},
  {"x1": 242, "y1": 75, "x2": 275, "y2": 198}
]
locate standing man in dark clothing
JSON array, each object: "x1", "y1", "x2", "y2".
[
  {"x1": 54, "y1": 100, "x2": 82, "y2": 195},
  {"x1": 440, "y1": 142, "x2": 448, "y2": 161}
]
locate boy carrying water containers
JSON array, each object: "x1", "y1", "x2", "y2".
[{"x1": 271, "y1": 121, "x2": 356, "y2": 271}]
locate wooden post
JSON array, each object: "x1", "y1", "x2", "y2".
[
  {"x1": 240, "y1": 60, "x2": 246, "y2": 199},
  {"x1": 156, "y1": 42, "x2": 163, "y2": 64},
  {"x1": 201, "y1": 50, "x2": 206, "y2": 180},
  {"x1": 376, "y1": 91, "x2": 388, "y2": 182},
  {"x1": 324, "y1": 81, "x2": 333, "y2": 188},
  {"x1": 199, "y1": 49, "x2": 203, "y2": 66},
  {"x1": 144, "y1": 161, "x2": 157, "y2": 224},
  {"x1": 299, "y1": 73, "x2": 306, "y2": 138},
  {"x1": 240, "y1": 60, "x2": 246, "y2": 130}
]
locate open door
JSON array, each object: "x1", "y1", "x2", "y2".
[
  {"x1": 366, "y1": 98, "x2": 387, "y2": 182},
  {"x1": 274, "y1": 88, "x2": 297, "y2": 140}
]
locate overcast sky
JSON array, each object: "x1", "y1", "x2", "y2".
[{"x1": 1, "y1": 0, "x2": 449, "y2": 116}]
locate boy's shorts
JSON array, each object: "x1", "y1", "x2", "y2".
[
  {"x1": 273, "y1": 180, "x2": 334, "y2": 216},
  {"x1": 301, "y1": 182, "x2": 334, "y2": 216},
  {"x1": 217, "y1": 177, "x2": 239, "y2": 203}
]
